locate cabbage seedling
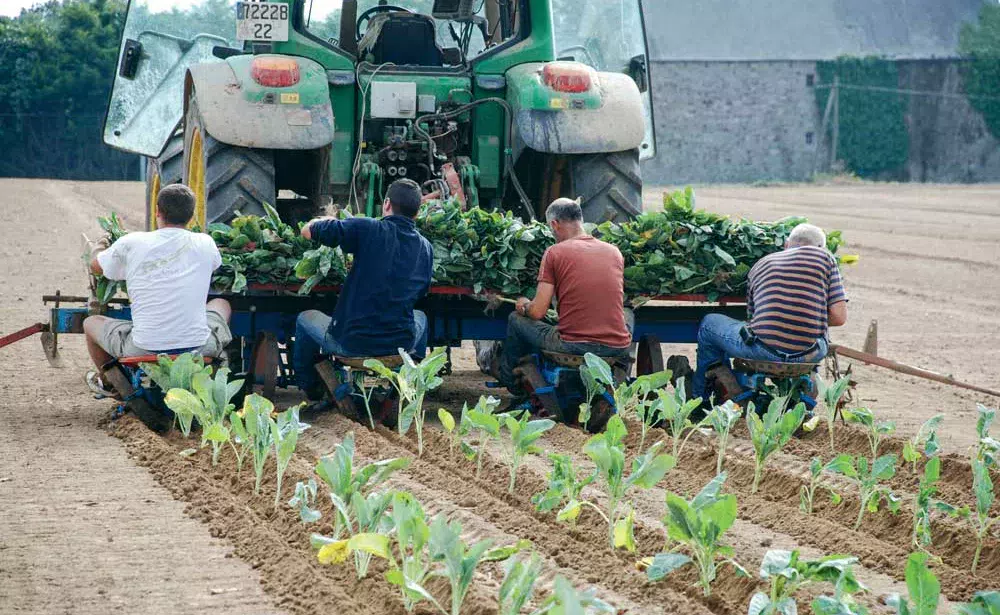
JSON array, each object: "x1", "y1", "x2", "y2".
[
  {"x1": 532, "y1": 453, "x2": 597, "y2": 526},
  {"x1": 272, "y1": 404, "x2": 309, "y2": 508},
  {"x1": 288, "y1": 478, "x2": 322, "y2": 523},
  {"x1": 748, "y1": 549, "x2": 865, "y2": 615},
  {"x1": 827, "y1": 453, "x2": 900, "y2": 530},
  {"x1": 427, "y1": 515, "x2": 527, "y2": 615},
  {"x1": 228, "y1": 411, "x2": 251, "y2": 477},
  {"x1": 243, "y1": 393, "x2": 276, "y2": 495},
  {"x1": 582, "y1": 415, "x2": 676, "y2": 550},
  {"x1": 969, "y1": 458, "x2": 998, "y2": 574},
  {"x1": 642, "y1": 473, "x2": 746, "y2": 597},
  {"x1": 385, "y1": 492, "x2": 442, "y2": 613},
  {"x1": 315, "y1": 490, "x2": 394, "y2": 578},
  {"x1": 438, "y1": 408, "x2": 460, "y2": 458},
  {"x1": 843, "y1": 407, "x2": 895, "y2": 458},
  {"x1": 911, "y1": 456, "x2": 957, "y2": 550},
  {"x1": 499, "y1": 552, "x2": 543, "y2": 615},
  {"x1": 532, "y1": 576, "x2": 615, "y2": 615},
  {"x1": 975, "y1": 404, "x2": 999, "y2": 467},
  {"x1": 886, "y1": 552, "x2": 940, "y2": 615},
  {"x1": 503, "y1": 411, "x2": 555, "y2": 493},
  {"x1": 365, "y1": 349, "x2": 448, "y2": 457},
  {"x1": 817, "y1": 376, "x2": 852, "y2": 453},
  {"x1": 902, "y1": 415, "x2": 944, "y2": 475},
  {"x1": 656, "y1": 380, "x2": 705, "y2": 460},
  {"x1": 315, "y1": 432, "x2": 410, "y2": 539},
  {"x1": 463, "y1": 395, "x2": 503, "y2": 479},
  {"x1": 706, "y1": 401, "x2": 742, "y2": 475},
  {"x1": 800, "y1": 457, "x2": 843, "y2": 515},
  {"x1": 746, "y1": 398, "x2": 805, "y2": 494}
]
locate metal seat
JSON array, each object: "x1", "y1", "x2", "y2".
[
  {"x1": 334, "y1": 355, "x2": 405, "y2": 370},
  {"x1": 540, "y1": 350, "x2": 630, "y2": 370},
  {"x1": 732, "y1": 359, "x2": 819, "y2": 378},
  {"x1": 118, "y1": 354, "x2": 215, "y2": 367}
]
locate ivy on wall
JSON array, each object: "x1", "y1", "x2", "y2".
[
  {"x1": 815, "y1": 57, "x2": 909, "y2": 178},
  {"x1": 959, "y1": 3, "x2": 1000, "y2": 141}
]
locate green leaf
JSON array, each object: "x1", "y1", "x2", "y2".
[
  {"x1": 646, "y1": 553, "x2": 692, "y2": 581},
  {"x1": 347, "y1": 533, "x2": 391, "y2": 559},
  {"x1": 612, "y1": 509, "x2": 637, "y2": 552},
  {"x1": 438, "y1": 408, "x2": 456, "y2": 432},
  {"x1": 904, "y1": 552, "x2": 940, "y2": 615}
]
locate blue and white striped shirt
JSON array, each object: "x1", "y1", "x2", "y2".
[{"x1": 747, "y1": 246, "x2": 848, "y2": 353}]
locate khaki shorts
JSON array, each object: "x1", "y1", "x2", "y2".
[{"x1": 98, "y1": 311, "x2": 233, "y2": 359}]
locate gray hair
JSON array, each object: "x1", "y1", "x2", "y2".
[
  {"x1": 786, "y1": 223, "x2": 827, "y2": 249},
  {"x1": 545, "y1": 198, "x2": 583, "y2": 223}
]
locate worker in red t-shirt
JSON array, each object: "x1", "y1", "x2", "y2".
[{"x1": 497, "y1": 198, "x2": 634, "y2": 394}]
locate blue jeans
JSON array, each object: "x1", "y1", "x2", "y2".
[
  {"x1": 293, "y1": 309, "x2": 428, "y2": 391},
  {"x1": 692, "y1": 314, "x2": 828, "y2": 398},
  {"x1": 498, "y1": 310, "x2": 635, "y2": 391}
]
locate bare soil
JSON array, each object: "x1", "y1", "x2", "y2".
[{"x1": 2, "y1": 179, "x2": 999, "y2": 614}]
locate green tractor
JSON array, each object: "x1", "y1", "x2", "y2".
[{"x1": 103, "y1": 0, "x2": 656, "y2": 228}]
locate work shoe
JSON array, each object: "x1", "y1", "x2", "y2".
[
  {"x1": 474, "y1": 340, "x2": 502, "y2": 378},
  {"x1": 85, "y1": 370, "x2": 120, "y2": 400}
]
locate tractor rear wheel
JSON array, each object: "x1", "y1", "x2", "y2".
[
  {"x1": 183, "y1": 97, "x2": 276, "y2": 226},
  {"x1": 144, "y1": 131, "x2": 184, "y2": 231},
  {"x1": 564, "y1": 149, "x2": 643, "y2": 223}
]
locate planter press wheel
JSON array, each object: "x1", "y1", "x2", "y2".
[
  {"x1": 585, "y1": 396, "x2": 615, "y2": 434},
  {"x1": 248, "y1": 332, "x2": 281, "y2": 400},
  {"x1": 636, "y1": 335, "x2": 664, "y2": 376}
]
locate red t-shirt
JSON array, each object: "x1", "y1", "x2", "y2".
[{"x1": 538, "y1": 235, "x2": 631, "y2": 348}]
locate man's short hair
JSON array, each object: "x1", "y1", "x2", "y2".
[
  {"x1": 786, "y1": 223, "x2": 827, "y2": 249},
  {"x1": 386, "y1": 179, "x2": 422, "y2": 218},
  {"x1": 545, "y1": 197, "x2": 583, "y2": 223},
  {"x1": 157, "y1": 184, "x2": 196, "y2": 225}
]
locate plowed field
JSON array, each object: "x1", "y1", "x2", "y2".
[{"x1": 2, "y1": 180, "x2": 998, "y2": 614}]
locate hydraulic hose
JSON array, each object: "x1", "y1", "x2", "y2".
[{"x1": 413, "y1": 97, "x2": 534, "y2": 220}]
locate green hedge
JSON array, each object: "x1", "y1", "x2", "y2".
[
  {"x1": 815, "y1": 57, "x2": 909, "y2": 178},
  {"x1": 959, "y1": 4, "x2": 1000, "y2": 140}
]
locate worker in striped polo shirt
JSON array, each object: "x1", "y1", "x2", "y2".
[{"x1": 691, "y1": 223, "x2": 848, "y2": 399}]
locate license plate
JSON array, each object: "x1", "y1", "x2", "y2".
[{"x1": 236, "y1": 1, "x2": 289, "y2": 42}]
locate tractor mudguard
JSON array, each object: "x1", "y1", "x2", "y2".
[
  {"x1": 505, "y1": 62, "x2": 646, "y2": 155},
  {"x1": 184, "y1": 54, "x2": 335, "y2": 150}
]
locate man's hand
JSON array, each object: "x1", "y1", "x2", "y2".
[
  {"x1": 515, "y1": 297, "x2": 531, "y2": 316},
  {"x1": 302, "y1": 216, "x2": 336, "y2": 240}
]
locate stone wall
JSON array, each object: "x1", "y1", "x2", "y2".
[
  {"x1": 642, "y1": 60, "x2": 825, "y2": 184},
  {"x1": 641, "y1": 59, "x2": 1000, "y2": 184}
]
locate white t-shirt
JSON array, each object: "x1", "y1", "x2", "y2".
[{"x1": 98, "y1": 228, "x2": 222, "y2": 351}]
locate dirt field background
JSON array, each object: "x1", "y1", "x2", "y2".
[{"x1": 1, "y1": 179, "x2": 998, "y2": 614}]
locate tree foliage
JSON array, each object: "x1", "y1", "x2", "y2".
[{"x1": 959, "y1": 3, "x2": 1000, "y2": 141}]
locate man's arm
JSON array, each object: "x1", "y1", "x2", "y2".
[
  {"x1": 88, "y1": 236, "x2": 111, "y2": 276},
  {"x1": 828, "y1": 301, "x2": 848, "y2": 327},
  {"x1": 516, "y1": 282, "x2": 555, "y2": 321},
  {"x1": 302, "y1": 217, "x2": 366, "y2": 254}
]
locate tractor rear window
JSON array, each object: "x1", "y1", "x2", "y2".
[{"x1": 304, "y1": 0, "x2": 521, "y2": 64}]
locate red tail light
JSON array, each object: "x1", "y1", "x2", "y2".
[
  {"x1": 542, "y1": 63, "x2": 592, "y2": 93},
  {"x1": 251, "y1": 56, "x2": 300, "y2": 88}
]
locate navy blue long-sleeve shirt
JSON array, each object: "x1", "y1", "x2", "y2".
[{"x1": 311, "y1": 215, "x2": 433, "y2": 356}]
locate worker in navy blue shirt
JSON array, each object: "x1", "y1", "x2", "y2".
[{"x1": 293, "y1": 179, "x2": 434, "y2": 400}]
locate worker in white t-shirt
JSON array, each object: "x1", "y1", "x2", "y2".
[{"x1": 83, "y1": 184, "x2": 233, "y2": 395}]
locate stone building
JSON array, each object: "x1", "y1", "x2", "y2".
[{"x1": 640, "y1": 0, "x2": 1000, "y2": 183}]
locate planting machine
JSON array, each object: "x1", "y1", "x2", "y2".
[{"x1": 0, "y1": 0, "x2": 817, "y2": 426}]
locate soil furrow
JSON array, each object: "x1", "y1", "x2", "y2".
[
  {"x1": 109, "y1": 416, "x2": 425, "y2": 615},
  {"x1": 301, "y1": 419, "x2": 663, "y2": 615},
  {"x1": 306, "y1": 413, "x2": 738, "y2": 615}
]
